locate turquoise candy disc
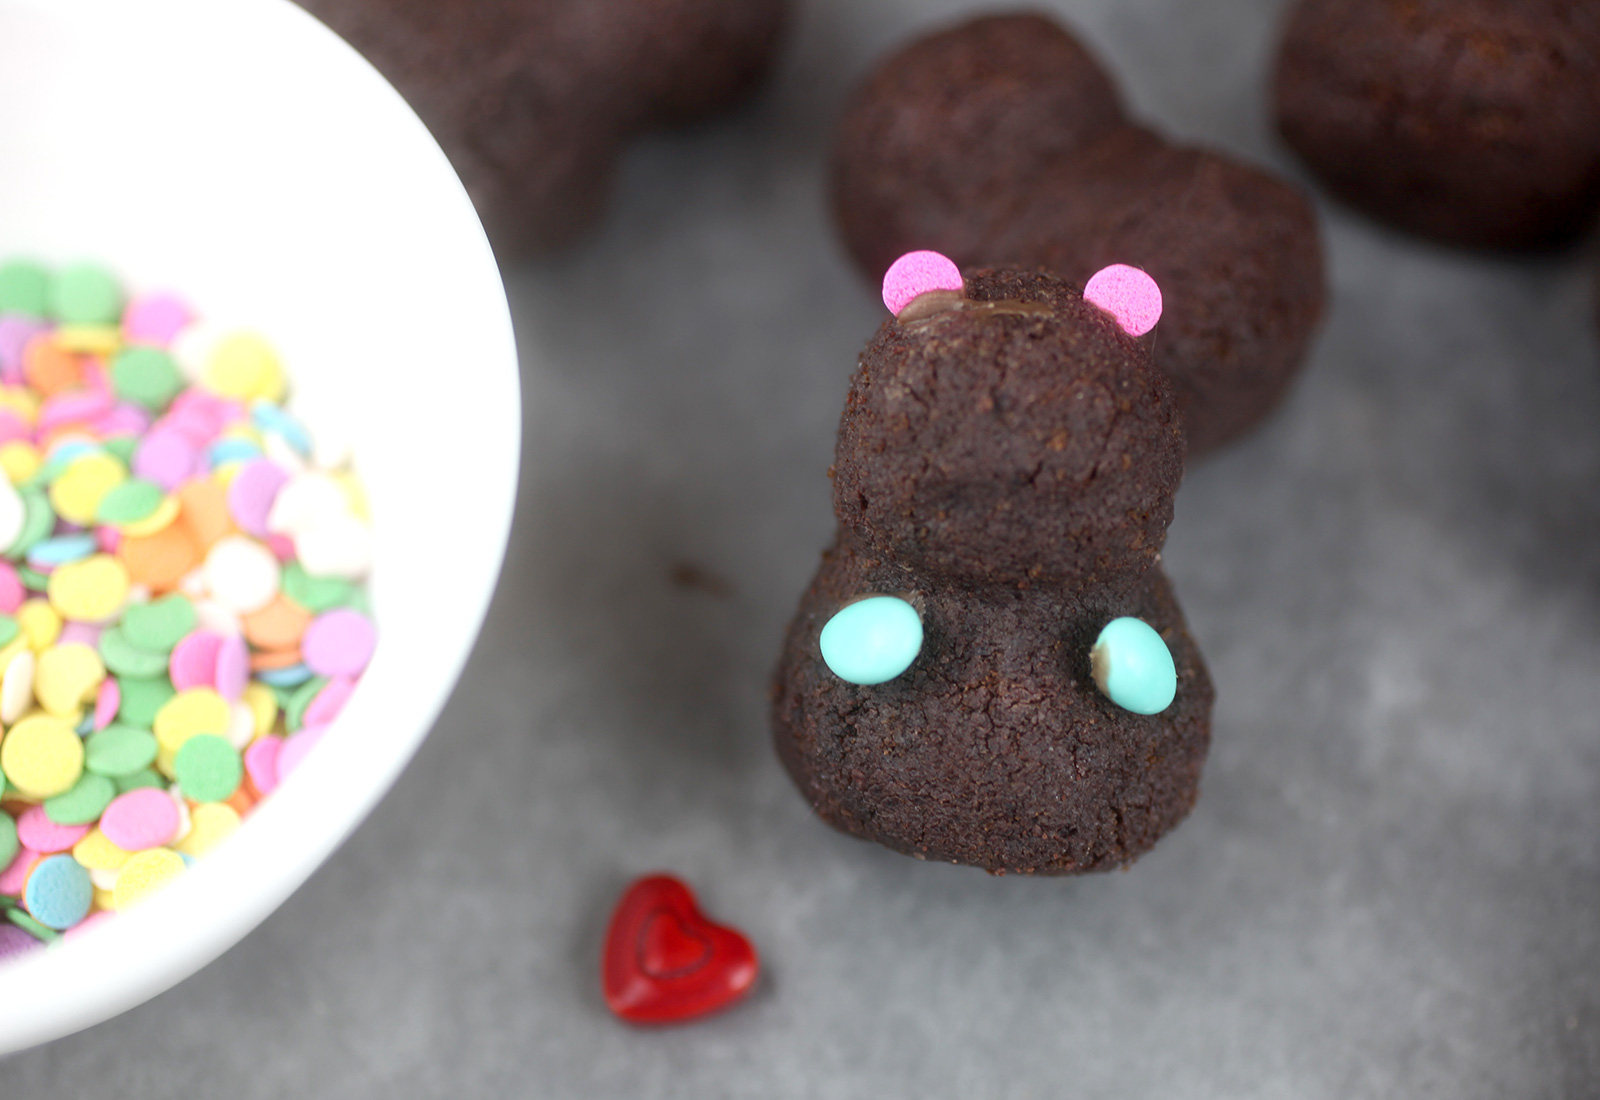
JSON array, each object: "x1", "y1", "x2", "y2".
[
  {"x1": 1090, "y1": 617, "x2": 1177, "y2": 715},
  {"x1": 818, "y1": 596, "x2": 922, "y2": 685}
]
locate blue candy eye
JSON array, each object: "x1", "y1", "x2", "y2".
[
  {"x1": 819, "y1": 596, "x2": 923, "y2": 685},
  {"x1": 1091, "y1": 617, "x2": 1177, "y2": 714}
]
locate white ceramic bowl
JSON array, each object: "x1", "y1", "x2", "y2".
[{"x1": 0, "y1": 0, "x2": 520, "y2": 1053}]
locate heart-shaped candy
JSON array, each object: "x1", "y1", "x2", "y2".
[{"x1": 602, "y1": 874, "x2": 758, "y2": 1024}]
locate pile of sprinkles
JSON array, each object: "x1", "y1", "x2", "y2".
[{"x1": 0, "y1": 258, "x2": 373, "y2": 959}]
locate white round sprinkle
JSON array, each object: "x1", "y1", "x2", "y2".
[
  {"x1": 227, "y1": 701, "x2": 256, "y2": 750},
  {"x1": 193, "y1": 598, "x2": 242, "y2": 638},
  {"x1": 169, "y1": 321, "x2": 225, "y2": 383},
  {"x1": 0, "y1": 479, "x2": 24, "y2": 554},
  {"x1": 203, "y1": 536, "x2": 281, "y2": 614},
  {"x1": 0, "y1": 649, "x2": 35, "y2": 725},
  {"x1": 295, "y1": 513, "x2": 373, "y2": 580},
  {"x1": 178, "y1": 567, "x2": 208, "y2": 599},
  {"x1": 266, "y1": 470, "x2": 348, "y2": 537}
]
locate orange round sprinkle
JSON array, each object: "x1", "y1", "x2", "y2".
[
  {"x1": 176, "y1": 478, "x2": 233, "y2": 552},
  {"x1": 118, "y1": 523, "x2": 200, "y2": 591},
  {"x1": 22, "y1": 336, "x2": 83, "y2": 397},
  {"x1": 224, "y1": 786, "x2": 256, "y2": 817},
  {"x1": 240, "y1": 595, "x2": 311, "y2": 651},
  {"x1": 248, "y1": 646, "x2": 302, "y2": 672}
]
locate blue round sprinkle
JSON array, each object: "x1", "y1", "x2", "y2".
[
  {"x1": 1091, "y1": 617, "x2": 1177, "y2": 715},
  {"x1": 26, "y1": 532, "x2": 99, "y2": 568},
  {"x1": 251, "y1": 401, "x2": 312, "y2": 456},
  {"x1": 23, "y1": 854, "x2": 93, "y2": 930},
  {"x1": 255, "y1": 662, "x2": 314, "y2": 688},
  {"x1": 819, "y1": 596, "x2": 922, "y2": 685},
  {"x1": 206, "y1": 438, "x2": 263, "y2": 468}
]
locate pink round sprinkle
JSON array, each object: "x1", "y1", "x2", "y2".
[
  {"x1": 16, "y1": 805, "x2": 91, "y2": 854},
  {"x1": 122, "y1": 293, "x2": 194, "y2": 346},
  {"x1": 94, "y1": 402, "x2": 151, "y2": 438},
  {"x1": 82, "y1": 359, "x2": 111, "y2": 396},
  {"x1": 99, "y1": 787, "x2": 181, "y2": 851},
  {"x1": 170, "y1": 630, "x2": 224, "y2": 692},
  {"x1": 163, "y1": 390, "x2": 242, "y2": 445},
  {"x1": 301, "y1": 609, "x2": 376, "y2": 679},
  {"x1": 1082, "y1": 263, "x2": 1163, "y2": 337},
  {"x1": 266, "y1": 533, "x2": 296, "y2": 563},
  {"x1": 214, "y1": 634, "x2": 249, "y2": 701},
  {"x1": 225, "y1": 459, "x2": 289, "y2": 537},
  {"x1": 132, "y1": 428, "x2": 199, "y2": 491},
  {"x1": 0, "y1": 561, "x2": 24, "y2": 614},
  {"x1": 881, "y1": 250, "x2": 964, "y2": 315},
  {"x1": 303, "y1": 676, "x2": 356, "y2": 728},
  {"x1": 97, "y1": 526, "x2": 122, "y2": 554},
  {"x1": 0, "y1": 411, "x2": 27, "y2": 447},
  {"x1": 275, "y1": 725, "x2": 327, "y2": 785},
  {"x1": 58, "y1": 621, "x2": 103, "y2": 649},
  {"x1": 39, "y1": 390, "x2": 114, "y2": 434},
  {"x1": 94, "y1": 677, "x2": 121, "y2": 731},
  {"x1": 0, "y1": 848, "x2": 39, "y2": 894},
  {"x1": 245, "y1": 736, "x2": 283, "y2": 796}
]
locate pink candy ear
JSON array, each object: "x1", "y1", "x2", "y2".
[
  {"x1": 1083, "y1": 264, "x2": 1162, "y2": 336},
  {"x1": 881, "y1": 250, "x2": 964, "y2": 315}
]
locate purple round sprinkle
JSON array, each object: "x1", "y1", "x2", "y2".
[
  {"x1": 225, "y1": 459, "x2": 289, "y2": 537},
  {"x1": 301, "y1": 609, "x2": 377, "y2": 679},
  {"x1": 132, "y1": 429, "x2": 199, "y2": 491}
]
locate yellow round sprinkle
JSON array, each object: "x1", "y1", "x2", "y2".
[
  {"x1": 242, "y1": 682, "x2": 278, "y2": 740},
  {"x1": 54, "y1": 325, "x2": 121, "y2": 356},
  {"x1": 175, "y1": 803, "x2": 240, "y2": 858},
  {"x1": 155, "y1": 745, "x2": 179, "y2": 780},
  {"x1": 72, "y1": 827, "x2": 133, "y2": 871},
  {"x1": 0, "y1": 388, "x2": 39, "y2": 425},
  {"x1": 119, "y1": 493, "x2": 180, "y2": 537},
  {"x1": 0, "y1": 441, "x2": 40, "y2": 485},
  {"x1": 33, "y1": 643, "x2": 106, "y2": 719},
  {"x1": 92, "y1": 884, "x2": 116, "y2": 912},
  {"x1": 0, "y1": 634, "x2": 28, "y2": 677},
  {"x1": 335, "y1": 472, "x2": 370, "y2": 520},
  {"x1": 153, "y1": 688, "x2": 230, "y2": 753},
  {"x1": 112, "y1": 848, "x2": 185, "y2": 910},
  {"x1": 212, "y1": 463, "x2": 244, "y2": 491},
  {"x1": 47, "y1": 553, "x2": 130, "y2": 623},
  {"x1": 0, "y1": 713, "x2": 83, "y2": 798},
  {"x1": 204, "y1": 332, "x2": 286, "y2": 403},
  {"x1": 17, "y1": 599, "x2": 62, "y2": 651},
  {"x1": 49, "y1": 451, "x2": 127, "y2": 525}
]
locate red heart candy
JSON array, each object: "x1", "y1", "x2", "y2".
[{"x1": 602, "y1": 874, "x2": 759, "y2": 1024}]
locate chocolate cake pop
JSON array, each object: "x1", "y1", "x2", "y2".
[
  {"x1": 297, "y1": 0, "x2": 788, "y2": 257},
  {"x1": 831, "y1": 13, "x2": 1326, "y2": 457},
  {"x1": 770, "y1": 253, "x2": 1214, "y2": 875},
  {"x1": 1274, "y1": 0, "x2": 1600, "y2": 250}
]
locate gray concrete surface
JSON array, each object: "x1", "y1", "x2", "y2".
[{"x1": 5, "y1": 0, "x2": 1600, "y2": 1095}]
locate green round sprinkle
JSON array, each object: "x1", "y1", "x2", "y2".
[
  {"x1": 85, "y1": 724, "x2": 159, "y2": 778},
  {"x1": 121, "y1": 595, "x2": 196, "y2": 653},
  {"x1": 110, "y1": 346, "x2": 184, "y2": 411},
  {"x1": 819, "y1": 596, "x2": 923, "y2": 685},
  {"x1": 99, "y1": 627, "x2": 172, "y2": 679},
  {"x1": 285, "y1": 675, "x2": 328, "y2": 733},
  {"x1": 103, "y1": 436, "x2": 138, "y2": 466},
  {"x1": 5, "y1": 489, "x2": 55, "y2": 558},
  {"x1": 94, "y1": 479, "x2": 166, "y2": 526},
  {"x1": 1090, "y1": 617, "x2": 1178, "y2": 715},
  {"x1": 43, "y1": 772, "x2": 116, "y2": 826},
  {"x1": 48, "y1": 263, "x2": 122, "y2": 326},
  {"x1": 283, "y1": 562, "x2": 359, "y2": 613},
  {"x1": 173, "y1": 734, "x2": 242, "y2": 802},
  {"x1": 0, "y1": 615, "x2": 18, "y2": 650},
  {"x1": 115, "y1": 768, "x2": 165, "y2": 794},
  {"x1": 16, "y1": 566, "x2": 49, "y2": 592},
  {"x1": 0, "y1": 260, "x2": 49, "y2": 317},
  {"x1": 116, "y1": 676, "x2": 176, "y2": 728},
  {"x1": 6, "y1": 907, "x2": 61, "y2": 943},
  {"x1": 0, "y1": 811, "x2": 16, "y2": 869}
]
